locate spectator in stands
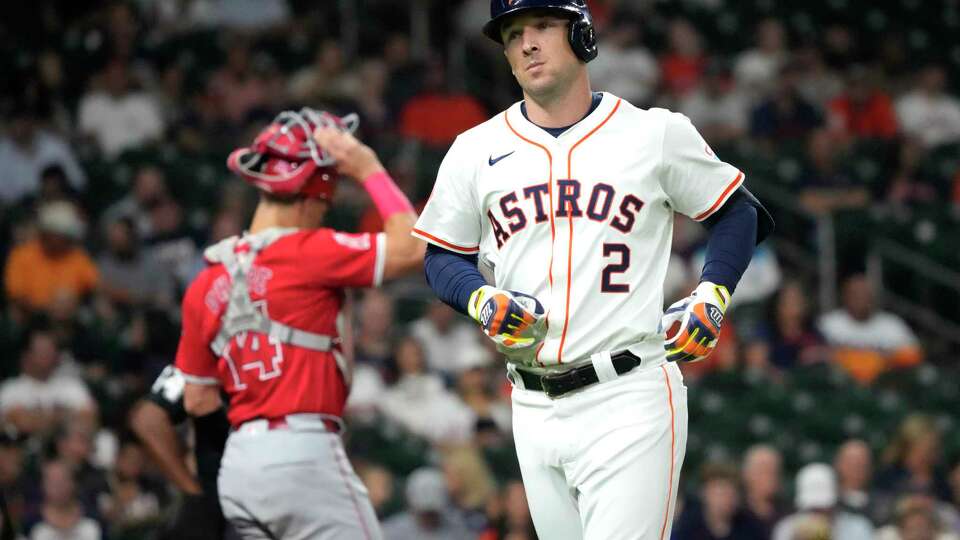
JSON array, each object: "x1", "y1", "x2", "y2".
[
  {"x1": 97, "y1": 217, "x2": 174, "y2": 311},
  {"x1": 399, "y1": 56, "x2": 487, "y2": 148},
  {"x1": 827, "y1": 66, "x2": 899, "y2": 141},
  {"x1": 875, "y1": 494, "x2": 960, "y2": 540},
  {"x1": 5, "y1": 202, "x2": 98, "y2": 315},
  {"x1": 877, "y1": 415, "x2": 952, "y2": 503},
  {"x1": 818, "y1": 274, "x2": 922, "y2": 384},
  {"x1": 98, "y1": 440, "x2": 164, "y2": 534},
  {"x1": 0, "y1": 428, "x2": 27, "y2": 531},
  {"x1": 793, "y1": 45, "x2": 844, "y2": 113},
  {"x1": 441, "y1": 446, "x2": 496, "y2": 532},
  {"x1": 22, "y1": 460, "x2": 101, "y2": 540},
  {"x1": 54, "y1": 424, "x2": 109, "y2": 518},
  {"x1": 734, "y1": 18, "x2": 788, "y2": 104},
  {"x1": 480, "y1": 480, "x2": 536, "y2": 540},
  {"x1": 834, "y1": 439, "x2": 878, "y2": 519},
  {"x1": 772, "y1": 462, "x2": 874, "y2": 540},
  {"x1": 750, "y1": 61, "x2": 823, "y2": 143},
  {"x1": 673, "y1": 461, "x2": 766, "y2": 540},
  {"x1": 355, "y1": 290, "x2": 396, "y2": 373},
  {"x1": 798, "y1": 129, "x2": 871, "y2": 215},
  {"x1": 679, "y1": 59, "x2": 749, "y2": 146},
  {"x1": 381, "y1": 467, "x2": 472, "y2": 540},
  {"x1": 0, "y1": 327, "x2": 96, "y2": 438},
  {"x1": 353, "y1": 60, "x2": 392, "y2": 138},
  {"x1": 951, "y1": 460, "x2": 960, "y2": 520},
  {"x1": 763, "y1": 280, "x2": 828, "y2": 370},
  {"x1": 78, "y1": 59, "x2": 165, "y2": 159},
  {"x1": 288, "y1": 39, "x2": 357, "y2": 104},
  {"x1": 457, "y1": 362, "x2": 511, "y2": 435},
  {"x1": 36, "y1": 165, "x2": 76, "y2": 206},
  {"x1": 143, "y1": 197, "x2": 203, "y2": 293},
  {"x1": 382, "y1": 33, "x2": 423, "y2": 120},
  {"x1": 378, "y1": 336, "x2": 475, "y2": 445},
  {"x1": 896, "y1": 65, "x2": 960, "y2": 149},
  {"x1": 103, "y1": 165, "x2": 171, "y2": 240},
  {"x1": 410, "y1": 300, "x2": 488, "y2": 376},
  {"x1": 153, "y1": 62, "x2": 187, "y2": 128},
  {"x1": 741, "y1": 445, "x2": 787, "y2": 537},
  {"x1": 357, "y1": 463, "x2": 396, "y2": 519},
  {"x1": 0, "y1": 102, "x2": 86, "y2": 204},
  {"x1": 659, "y1": 18, "x2": 706, "y2": 101},
  {"x1": 207, "y1": 39, "x2": 269, "y2": 126},
  {"x1": 821, "y1": 25, "x2": 858, "y2": 71},
  {"x1": 887, "y1": 137, "x2": 938, "y2": 205},
  {"x1": 587, "y1": 21, "x2": 659, "y2": 106}
]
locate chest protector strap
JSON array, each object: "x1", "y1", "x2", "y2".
[{"x1": 205, "y1": 229, "x2": 336, "y2": 358}]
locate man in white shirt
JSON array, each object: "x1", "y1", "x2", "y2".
[
  {"x1": 680, "y1": 60, "x2": 750, "y2": 146},
  {"x1": 818, "y1": 274, "x2": 922, "y2": 384},
  {"x1": 78, "y1": 60, "x2": 164, "y2": 159},
  {"x1": 895, "y1": 65, "x2": 960, "y2": 149},
  {"x1": 587, "y1": 21, "x2": 659, "y2": 106},
  {"x1": 734, "y1": 18, "x2": 788, "y2": 104},
  {"x1": 0, "y1": 328, "x2": 96, "y2": 438},
  {"x1": 409, "y1": 300, "x2": 490, "y2": 376},
  {"x1": 773, "y1": 463, "x2": 874, "y2": 540},
  {"x1": 0, "y1": 107, "x2": 86, "y2": 204}
]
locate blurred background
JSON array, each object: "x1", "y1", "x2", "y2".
[{"x1": 0, "y1": 0, "x2": 959, "y2": 539}]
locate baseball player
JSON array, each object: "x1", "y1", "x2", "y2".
[
  {"x1": 176, "y1": 108, "x2": 424, "y2": 539},
  {"x1": 414, "y1": 1, "x2": 774, "y2": 539},
  {"x1": 129, "y1": 364, "x2": 231, "y2": 540}
]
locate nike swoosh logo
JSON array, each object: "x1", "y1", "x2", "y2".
[{"x1": 488, "y1": 151, "x2": 515, "y2": 166}]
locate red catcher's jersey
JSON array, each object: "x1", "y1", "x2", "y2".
[{"x1": 175, "y1": 227, "x2": 385, "y2": 427}]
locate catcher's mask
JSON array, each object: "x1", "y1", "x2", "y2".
[{"x1": 227, "y1": 108, "x2": 360, "y2": 200}]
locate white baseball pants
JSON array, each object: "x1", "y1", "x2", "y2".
[
  {"x1": 218, "y1": 416, "x2": 382, "y2": 540},
  {"x1": 511, "y1": 360, "x2": 688, "y2": 540}
]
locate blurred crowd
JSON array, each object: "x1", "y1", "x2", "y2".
[{"x1": 0, "y1": 0, "x2": 959, "y2": 539}]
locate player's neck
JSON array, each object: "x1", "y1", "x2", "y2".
[
  {"x1": 248, "y1": 201, "x2": 307, "y2": 233},
  {"x1": 523, "y1": 72, "x2": 592, "y2": 128}
]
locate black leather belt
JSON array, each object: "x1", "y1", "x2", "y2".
[{"x1": 516, "y1": 350, "x2": 644, "y2": 398}]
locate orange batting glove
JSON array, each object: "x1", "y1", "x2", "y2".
[
  {"x1": 468, "y1": 285, "x2": 547, "y2": 350},
  {"x1": 660, "y1": 281, "x2": 730, "y2": 363}
]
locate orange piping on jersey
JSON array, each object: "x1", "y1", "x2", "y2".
[
  {"x1": 505, "y1": 112, "x2": 554, "y2": 365},
  {"x1": 411, "y1": 227, "x2": 479, "y2": 254},
  {"x1": 693, "y1": 170, "x2": 744, "y2": 221},
  {"x1": 556, "y1": 98, "x2": 621, "y2": 363},
  {"x1": 659, "y1": 364, "x2": 677, "y2": 540}
]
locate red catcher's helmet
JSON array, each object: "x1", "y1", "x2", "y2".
[{"x1": 227, "y1": 108, "x2": 360, "y2": 200}]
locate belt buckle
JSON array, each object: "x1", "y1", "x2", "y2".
[{"x1": 541, "y1": 369, "x2": 575, "y2": 398}]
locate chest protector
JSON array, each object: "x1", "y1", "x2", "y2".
[{"x1": 204, "y1": 229, "x2": 341, "y2": 366}]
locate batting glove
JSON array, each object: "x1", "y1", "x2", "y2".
[
  {"x1": 468, "y1": 286, "x2": 547, "y2": 350},
  {"x1": 660, "y1": 281, "x2": 730, "y2": 363}
]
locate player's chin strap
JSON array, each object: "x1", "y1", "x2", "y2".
[{"x1": 205, "y1": 229, "x2": 350, "y2": 384}]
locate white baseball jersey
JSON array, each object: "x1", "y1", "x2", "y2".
[{"x1": 414, "y1": 92, "x2": 744, "y2": 368}]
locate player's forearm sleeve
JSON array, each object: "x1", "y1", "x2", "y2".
[
  {"x1": 699, "y1": 195, "x2": 758, "y2": 294},
  {"x1": 424, "y1": 244, "x2": 487, "y2": 316}
]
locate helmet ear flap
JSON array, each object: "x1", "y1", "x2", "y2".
[{"x1": 568, "y1": 18, "x2": 598, "y2": 62}]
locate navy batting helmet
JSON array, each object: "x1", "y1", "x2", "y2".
[{"x1": 482, "y1": 0, "x2": 598, "y2": 63}]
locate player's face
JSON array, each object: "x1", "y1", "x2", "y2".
[{"x1": 501, "y1": 13, "x2": 582, "y2": 99}]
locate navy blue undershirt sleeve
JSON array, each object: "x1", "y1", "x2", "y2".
[
  {"x1": 698, "y1": 191, "x2": 760, "y2": 294},
  {"x1": 423, "y1": 243, "x2": 487, "y2": 316}
]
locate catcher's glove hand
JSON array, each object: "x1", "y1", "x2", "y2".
[
  {"x1": 660, "y1": 281, "x2": 730, "y2": 363},
  {"x1": 468, "y1": 286, "x2": 546, "y2": 350}
]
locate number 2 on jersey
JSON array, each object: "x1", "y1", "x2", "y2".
[{"x1": 601, "y1": 243, "x2": 630, "y2": 293}]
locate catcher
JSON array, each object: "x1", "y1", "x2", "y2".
[{"x1": 177, "y1": 109, "x2": 423, "y2": 539}]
